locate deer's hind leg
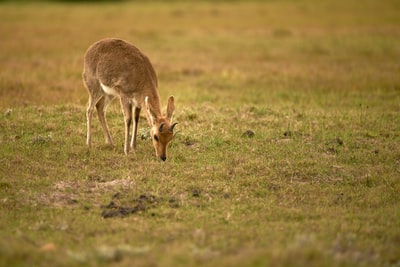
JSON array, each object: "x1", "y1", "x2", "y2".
[
  {"x1": 96, "y1": 94, "x2": 115, "y2": 145},
  {"x1": 86, "y1": 95, "x2": 95, "y2": 148},
  {"x1": 85, "y1": 81, "x2": 103, "y2": 148}
]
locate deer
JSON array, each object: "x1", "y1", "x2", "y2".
[{"x1": 82, "y1": 38, "x2": 177, "y2": 161}]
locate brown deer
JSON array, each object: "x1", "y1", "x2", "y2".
[{"x1": 83, "y1": 38, "x2": 177, "y2": 161}]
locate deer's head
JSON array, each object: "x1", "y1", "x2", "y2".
[{"x1": 145, "y1": 96, "x2": 177, "y2": 161}]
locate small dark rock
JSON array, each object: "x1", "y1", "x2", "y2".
[
  {"x1": 242, "y1": 130, "x2": 255, "y2": 138},
  {"x1": 192, "y1": 189, "x2": 201, "y2": 197},
  {"x1": 283, "y1": 131, "x2": 293, "y2": 137},
  {"x1": 336, "y1": 137, "x2": 344, "y2": 145},
  {"x1": 223, "y1": 193, "x2": 231, "y2": 199}
]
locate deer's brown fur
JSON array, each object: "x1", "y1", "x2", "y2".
[{"x1": 83, "y1": 38, "x2": 176, "y2": 161}]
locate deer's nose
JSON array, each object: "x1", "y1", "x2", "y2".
[{"x1": 160, "y1": 155, "x2": 167, "y2": 161}]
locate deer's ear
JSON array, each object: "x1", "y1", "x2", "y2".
[
  {"x1": 166, "y1": 95, "x2": 175, "y2": 120},
  {"x1": 145, "y1": 96, "x2": 156, "y2": 125}
]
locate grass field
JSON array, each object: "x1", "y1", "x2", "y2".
[{"x1": 1, "y1": 0, "x2": 400, "y2": 266}]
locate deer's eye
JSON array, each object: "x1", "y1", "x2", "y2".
[{"x1": 154, "y1": 134, "x2": 159, "y2": 142}]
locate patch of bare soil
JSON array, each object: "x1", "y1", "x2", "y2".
[
  {"x1": 101, "y1": 194, "x2": 157, "y2": 219},
  {"x1": 36, "y1": 178, "x2": 136, "y2": 208},
  {"x1": 38, "y1": 179, "x2": 210, "y2": 219}
]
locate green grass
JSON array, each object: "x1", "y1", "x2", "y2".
[{"x1": 1, "y1": 1, "x2": 400, "y2": 266}]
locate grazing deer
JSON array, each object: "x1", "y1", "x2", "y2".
[{"x1": 83, "y1": 38, "x2": 177, "y2": 161}]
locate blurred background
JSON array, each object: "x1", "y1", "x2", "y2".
[{"x1": 0, "y1": 0, "x2": 399, "y2": 108}]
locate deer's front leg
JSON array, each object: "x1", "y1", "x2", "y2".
[
  {"x1": 120, "y1": 97, "x2": 133, "y2": 155},
  {"x1": 131, "y1": 106, "x2": 141, "y2": 150}
]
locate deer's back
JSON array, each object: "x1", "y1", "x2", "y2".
[{"x1": 83, "y1": 38, "x2": 158, "y2": 95}]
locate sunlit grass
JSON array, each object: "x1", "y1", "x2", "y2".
[{"x1": 1, "y1": 1, "x2": 400, "y2": 266}]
